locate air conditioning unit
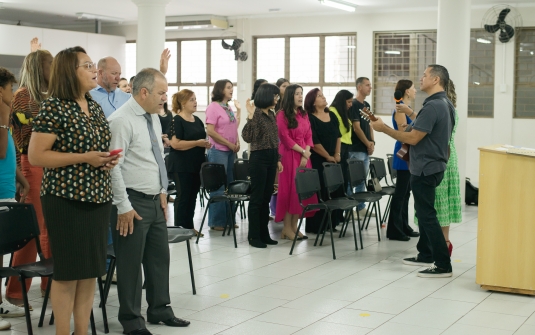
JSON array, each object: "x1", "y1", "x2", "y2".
[{"x1": 165, "y1": 15, "x2": 228, "y2": 31}]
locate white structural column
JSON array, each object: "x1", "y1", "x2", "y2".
[
  {"x1": 436, "y1": 0, "x2": 471, "y2": 201},
  {"x1": 132, "y1": 0, "x2": 169, "y2": 72}
]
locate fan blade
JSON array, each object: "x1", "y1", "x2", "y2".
[
  {"x1": 221, "y1": 39, "x2": 232, "y2": 50},
  {"x1": 497, "y1": 8, "x2": 511, "y2": 22},
  {"x1": 234, "y1": 49, "x2": 239, "y2": 61},
  {"x1": 499, "y1": 25, "x2": 515, "y2": 43},
  {"x1": 484, "y1": 24, "x2": 500, "y2": 33}
]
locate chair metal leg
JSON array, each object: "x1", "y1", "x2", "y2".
[
  {"x1": 49, "y1": 311, "x2": 54, "y2": 325},
  {"x1": 186, "y1": 240, "x2": 196, "y2": 295},
  {"x1": 382, "y1": 196, "x2": 392, "y2": 224},
  {"x1": 327, "y1": 214, "x2": 336, "y2": 260},
  {"x1": 90, "y1": 309, "x2": 97, "y2": 335},
  {"x1": 374, "y1": 203, "x2": 381, "y2": 241},
  {"x1": 38, "y1": 276, "x2": 52, "y2": 327},
  {"x1": 97, "y1": 276, "x2": 109, "y2": 333},
  {"x1": 342, "y1": 210, "x2": 351, "y2": 238},
  {"x1": 4, "y1": 253, "x2": 13, "y2": 286},
  {"x1": 19, "y1": 276, "x2": 33, "y2": 335},
  {"x1": 290, "y1": 209, "x2": 307, "y2": 255},
  {"x1": 102, "y1": 258, "x2": 116, "y2": 307},
  {"x1": 356, "y1": 209, "x2": 364, "y2": 249},
  {"x1": 196, "y1": 200, "x2": 211, "y2": 244},
  {"x1": 314, "y1": 210, "x2": 328, "y2": 246},
  {"x1": 350, "y1": 211, "x2": 358, "y2": 250}
]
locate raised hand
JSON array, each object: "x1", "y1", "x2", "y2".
[
  {"x1": 159, "y1": 48, "x2": 171, "y2": 75},
  {"x1": 30, "y1": 37, "x2": 41, "y2": 52}
]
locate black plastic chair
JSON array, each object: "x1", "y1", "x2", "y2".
[
  {"x1": 386, "y1": 153, "x2": 397, "y2": 186},
  {"x1": 0, "y1": 203, "x2": 98, "y2": 335},
  {"x1": 242, "y1": 150, "x2": 249, "y2": 160},
  {"x1": 196, "y1": 163, "x2": 248, "y2": 247},
  {"x1": 290, "y1": 167, "x2": 358, "y2": 260},
  {"x1": 347, "y1": 159, "x2": 383, "y2": 243},
  {"x1": 369, "y1": 157, "x2": 396, "y2": 224},
  {"x1": 320, "y1": 163, "x2": 362, "y2": 250},
  {"x1": 233, "y1": 159, "x2": 250, "y2": 220}
]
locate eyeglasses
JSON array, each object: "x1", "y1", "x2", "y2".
[
  {"x1": 274, "y1": 94, "x2": 280, "y2": 100},
  {"x1": 77, "y1": 62, "x2": 97, "y2": 71}
]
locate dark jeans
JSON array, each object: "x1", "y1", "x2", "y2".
[
  {"x1": 410, "y1": 171, "x2": 451, "y2": 270},
  {"x1": 386, "y1": 170, "x2": 414, "y2": 239},
  {"x1": 248, "y1": 149, "x2": 278, "y2": 240},
  {"x1": 173, "y1": 172, "x2": 201, "y2": 229}
]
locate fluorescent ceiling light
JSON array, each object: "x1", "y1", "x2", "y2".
[
  {"x1": 165, "y1": 16, "x2": 228, "y2": 31},
  {"x1": 474, "y1": 82, "x2": 480, "y2": 85},
  {"x1": 346, "y1": 45, "x2": 356, "y2": 49},
  {"x1": 531, "y1": 51, "x2": 534, "y2": 55},
  {"x1": 385, "y1": 50, "x2": 401, "y2": 55},
  {"x1": 165, "y1": 26, "x2": 179, "y2": 30},
  {"x1": 76, "y1": 12, "x2": 123, "y2": 22},
  {"x1": 319, "y1": 0, "x2": 356, "y2": 12},
  {"x1": 477, "y1": 38, "x2": 491, "y2": 44}
]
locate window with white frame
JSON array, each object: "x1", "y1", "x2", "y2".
[
  {"x1": 124, "y1": 38, "x2": 238, "y2": 111},
  {"x1": 514, "y1": 28, "x2": 535, "y2": 118},
  {"x1": 254, "y1": 34, "x2": 356, "y2": 105},
  {"x1": 468, "y1": 30, "x2": 495, "y2": 118},
  {"x1": 373, "y1": 31, "x2": 437, "y2": 115}
]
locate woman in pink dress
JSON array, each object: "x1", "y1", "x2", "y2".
[{"x1": 276, "y1": 84, "x2": 317, "y2": 241}]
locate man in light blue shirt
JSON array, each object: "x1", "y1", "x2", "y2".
[
  {"x1": 90, "y1": 57, "x2": 131, "y2": 118},
  {"x1": 91, "y1": 49, "x2": 172, "y2": 118}
]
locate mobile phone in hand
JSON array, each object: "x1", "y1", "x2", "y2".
[{"x1": 109, "y1": 148, "x2": 123, "y2": 156}]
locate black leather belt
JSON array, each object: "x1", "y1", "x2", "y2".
[{"x1": 126, "y1": 188, "x2": 160, "y2": 200}]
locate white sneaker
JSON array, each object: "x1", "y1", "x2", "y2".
[
  {"x1": 0, "y1": 299, "x2": 26, "y2": 318},
  {"x1": 358, "y1": 207, "x2": 376, "y2": 218},
  {"x1": 0, "y1": 316, "x2": 11, "y2": 330}
]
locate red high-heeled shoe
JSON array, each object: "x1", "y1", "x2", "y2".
[{"x1": 447, "y1": 240, "x2": 453, "y2": 256}]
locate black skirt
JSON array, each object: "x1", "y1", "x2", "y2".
[{"x1": 41, "y1": 194, "x2": 111, "y2": 281}]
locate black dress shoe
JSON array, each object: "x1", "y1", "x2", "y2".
[
  {"x1": 248, "y1": 238, "x2": 267, "y2": 248},
  {"x1": 124, "y1": 328, "x2": 152, "y2": 335},
  {"x1": 407, "y1": 231, "x2": 420, "y2": 237},
  {"x1": 389, "y1": 235, "x2": 410, "y2": 241},
  {"x1": 160, "y1": 317, "x2": 190, "y2": 327}
]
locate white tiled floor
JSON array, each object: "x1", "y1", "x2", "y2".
[{"x1": 2, "y1": 199, "x2": 535, "y2": 334}]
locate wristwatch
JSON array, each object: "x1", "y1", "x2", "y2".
[{"x1": 302, "y1": 149, "x2": 306, "y2": 155}]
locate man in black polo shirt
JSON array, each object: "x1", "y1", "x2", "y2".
[
  {"x1": 348, "y1": 77, "x2": 375, "y2": 217},
  {"x1": 370, "y1": 64, "x2": 453, "y2": 278}
]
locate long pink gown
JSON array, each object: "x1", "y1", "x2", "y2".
[{"x1": 275, "y1": 111, "x2": 318, "y2": 222}]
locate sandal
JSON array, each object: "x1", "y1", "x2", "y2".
[
  {"x1": 210, "y1": 227, "x2": 225, "y2": 231},
  {"x1": 193, "y1": 229, "x2": 204, "y2": 237}
]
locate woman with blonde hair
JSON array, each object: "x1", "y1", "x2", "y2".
[
  {"x1": 168, "y1": 89, "x2": 210, "y2": 236},
  {"x1": 7, "y1": 48, "x2": 54, "y2": 306}
]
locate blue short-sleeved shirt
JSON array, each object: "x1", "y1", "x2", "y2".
[
  {"x1": 0, "y1": 131, "x2": 16, "y2": 199},
  {"x1": 90, "y1": 85, "x2": 131, "y2": 118}
]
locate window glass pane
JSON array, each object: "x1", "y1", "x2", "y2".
[
  {"x1": 164, "y1": 41, "x2": 178, "y2": 84},
  {"x1": 300, "y1": 86, "x2": 318, "y2": 101},
  {"x1": 180, "y1": 86, "x2": 208, "y2": 111},
  {"x1": 290, "y1": 37, "x2": 320, "y2": 83},
  {"x1": 374, "y1": 32, "x2": 437, "y2": 115},
  {"x1": 211, "y1": 40, "x2": 238, "y2": 83},
  {"x1": 514, "y1": 28, "x2": 535, "y2": 118},
  {"x1": 167, "y1": 85, "x2": 179, "y2": 106},
  {"x1": 322, "y1": 86, "x2": 355, "y2": 106},
  {"x1": 256, "y1": 38, "x2": 285, "y2": 82},
  {"x1": 125, "y1": 42, "x2": 137, "y2": 81},
  {"x1": 181, "y1": 41, "x2": 207, "y2": 83},
  {"x1": 468, "y1": 30, "x2": 494, "y2": 118},
  {"x1": 325, "y1": 36, "x2": 356, "y2": 83}
]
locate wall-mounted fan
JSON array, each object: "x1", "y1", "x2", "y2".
[
  {"x1": 482, "y1": 5, "x2": 522, "y2": 43},
  {"x1": 221, "y1": 39, "x2": 248, "y2": 61}
]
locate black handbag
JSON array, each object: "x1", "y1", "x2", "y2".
[{"x1": 227, "y1": 180, "x2": 251, "y2": 195}]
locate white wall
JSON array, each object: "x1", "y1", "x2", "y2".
[
  {"x1": 0, "y1": 24, "x2": 125, "y2": 70},
  {"x1": 98, "y1": 6, "x2": 535, "y2": 184}
]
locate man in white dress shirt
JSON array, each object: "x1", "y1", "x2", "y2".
[{"x1": 108, "y1": 68, "x2": 189, "y2": 335}]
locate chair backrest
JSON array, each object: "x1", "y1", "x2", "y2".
[
  {"x1": 322, "y1": 163, "x2": 345, "y2": 199},
  {"x1": 233, "y1": 159, "x2": 250, "y2": 181},
  {"x1": 200, "y1": 162, "x2": 227, "y2": 193},
  {"x1": 0, "y1": 203, "x2": 42, "y2": 256},
  {"x1": 369, "y1": 157, "x2": 387, "y2": 181},
  {"x1": 242, "y1": 150, "x2": 249, "y2": 160},
  {"x1": 347, "y1": 158, "x2": 367, "y2": 188},
  {"x1": 386, "y1": 154, "x2": 397, "y2": 181},
  {"x1": 294, "y1": 168, "x2": 322, "y2": 204}
]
